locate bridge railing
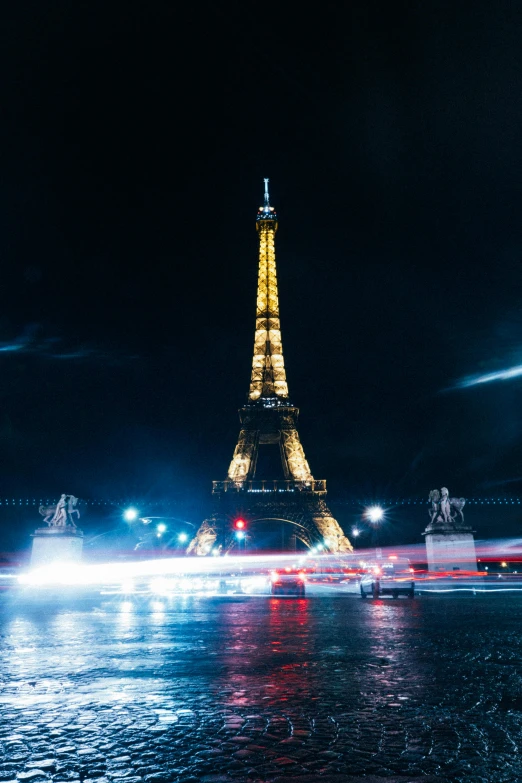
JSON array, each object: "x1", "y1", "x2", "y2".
[{"x1": 212, "y1": 479, "x2": 327, "y2": 495}]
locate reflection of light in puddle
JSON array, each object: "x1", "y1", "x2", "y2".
[
  {"x1": 7, "y1": 618, "x2": 43, "y2": 683},
  {"x1": 7, "y1": 618, "x2": 36, "y2": 648},
  {"x1": 117, "y1": 602, "x2": 135, "y2": 626},
  {"x1": 154, "y1": 709, "x2": 179, "y2": 723},
  {"x1": 51, "y1": 613, "x2": 81, "y2": 639}
]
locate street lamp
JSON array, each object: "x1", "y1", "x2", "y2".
[
  {"x1": 157, "y1": 523, "x2": 167, "y2": 534},
  {"x1": 366, "y1": 506, "x2": 384, "y2": 524},
  {"x1": 123, "y1": 507, "x2": 139, "y2": 522},
  {"x1": 365, "y1": 505, "x2": 385, "y2": 556},
  {"x1": 178, "y1": 532, "x2": 188, "y2": 544}
]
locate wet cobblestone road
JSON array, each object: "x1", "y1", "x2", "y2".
[{"x1": 1, "y1": 593, "x2": 522, "y2": 782}]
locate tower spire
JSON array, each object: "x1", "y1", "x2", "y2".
[
  {"x1": 264, "y1": 177, "x2": 270, "y2": 208},
  {"x1": 249, "y1": 179, "x2": 289, "y2": 401}
]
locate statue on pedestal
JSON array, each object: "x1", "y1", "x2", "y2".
[
  {"x1": 31, "y1": 494, "x2": 84, "y2": 567},
  {"x1": 39, "y1": 494, "x2": 81, "y2": 528},
  {"x1": 424, "y1": 486, "x2": 476, "y2": 571},
  {"x1": 428, "y1": 487, "x2": 466, "y2": 528}
]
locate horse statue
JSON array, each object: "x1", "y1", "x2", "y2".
[
  {"x1": 428, "y1": 488, "x2": 441, "y2": 524},
  {"x1": 66, "y1": 495, "x2": 80, "y2": 526},
  {"x1": 39, "y1": 494, "x2": 80, "y2": 527},
  {"x1": 449, "y1": 495, "x2": 466, "y2": 523},
  {"x1": 428, "y1": 487, "x2": 466, "y2": 525}
]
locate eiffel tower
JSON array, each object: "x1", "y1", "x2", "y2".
[{"x1": 189, "y1": 180, "x2": 352, "y2": 555}]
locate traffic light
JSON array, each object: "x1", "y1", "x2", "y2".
[{"x1": 234, "y1": 518, "x2": 247, "y2": 543}]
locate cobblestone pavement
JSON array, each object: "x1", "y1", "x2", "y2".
[{"x1": 1, "y1": 592, "x2": 522, "y2": 782}]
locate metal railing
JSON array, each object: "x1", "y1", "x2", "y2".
[{"x1": 212, "y1": 479, "x2": 327, "y2": 494}]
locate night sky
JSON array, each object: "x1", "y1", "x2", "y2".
[{"x1": 2, "y1": 3, "x2": 522, "y2": 543}]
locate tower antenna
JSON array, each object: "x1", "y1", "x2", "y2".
[{"x1": 264, "y1": 177, "x2": 270, "y2": 208}]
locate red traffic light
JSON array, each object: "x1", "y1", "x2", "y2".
[{"x1": 234, "y1": 518, "x2": 246, "y2": 530}]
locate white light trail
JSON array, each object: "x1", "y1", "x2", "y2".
[
  {"x1": 18, "y1": 552, "x2": 329, "y2": 587},
  {"x1": 16, "y1": 538, "x2": 522, "y2": 588}
]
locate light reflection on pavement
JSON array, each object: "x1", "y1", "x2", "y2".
[{"x1": 0, "y1": 592, "x2": 521, "y2": 782}]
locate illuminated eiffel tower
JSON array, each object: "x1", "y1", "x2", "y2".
[{"x1": 189, "y1": 180, "x2": 352, "y2": 555}]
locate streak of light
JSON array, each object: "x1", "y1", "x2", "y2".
[
  {"x1": 456, "y1": 364, "x2": 522, "y2": 389},
  {"x1": 418, "y1": 588, "x2": 522, "y2": 593},
  {"x1": 16, "y1": 538, "x2": 522, "y2": 588},
  {"x1": 19, "y1": 552, "x2": 324, "y2": 586}
]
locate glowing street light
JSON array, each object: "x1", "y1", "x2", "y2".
[
  {"x1": 352, "y1": 527, "x2": 360, "y2": 537},
  {"x1": 157, "y1": 523, "x2": 167, "y2": 534},
  {"x1": 123, "y1": 507, "x2": 139, "y2": 522},
  {"x1": 366, "y1": 505, "x2": 384, "y2": 524},
  {"x1": 365, "y1": 505, "x2": 385, "y2": 556},
  {"x1": 178, "y1": 532, "x2": 188, "y2": 544},
  {"x1": 235, "y1": 530, "x2": 245, "y2": 541}
]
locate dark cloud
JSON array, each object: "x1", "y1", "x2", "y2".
[{"x1": 0, "y1": 325, "x2": 137, "y2": 365}]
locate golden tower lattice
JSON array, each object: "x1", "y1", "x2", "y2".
[{"x1": 189, "y1": 180, "x2": 352, "y2": 555}]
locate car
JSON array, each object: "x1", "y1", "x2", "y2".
[
  {"x1": 270, "y1": 567, "x2": 306, "y2": 597},
  {"x1": 359, "y1": 560, "x2": 415, "y2": 599}
]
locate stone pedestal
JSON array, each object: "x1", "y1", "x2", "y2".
[
  {"x1": 423, "y1": 523, "x2": 477, "y2": 572},
  {"x1": 31, "y1": 527, "x2": 84, "y2": 568}
]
